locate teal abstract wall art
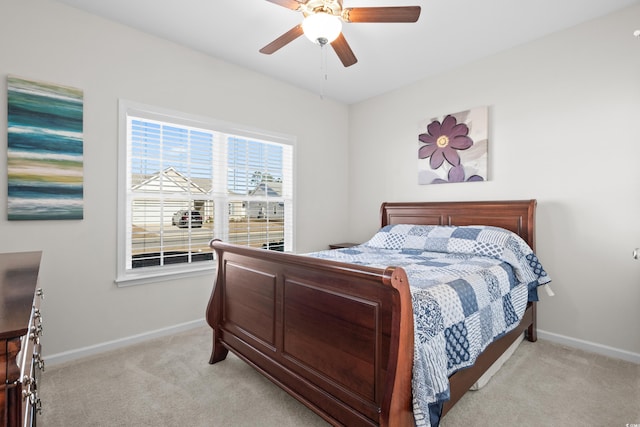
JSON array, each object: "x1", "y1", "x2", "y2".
[{"x1": 7, "y1": 76, "x2": 84, "y2": 220}]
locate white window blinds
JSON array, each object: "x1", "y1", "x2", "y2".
[
  {"x1": 117, "y1": 101, "x2": 294, "y2": 285},
  {"x1": 226, "y1": 137, "x2": 293, "y2": 251}
]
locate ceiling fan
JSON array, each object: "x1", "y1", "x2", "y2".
[{"x1": 260, "y1": 0, "x2": 421, "y2": 67}]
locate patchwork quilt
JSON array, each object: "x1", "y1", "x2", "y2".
[{"x1": 307, "y1": 224, "x2": 551, "y2": 427}]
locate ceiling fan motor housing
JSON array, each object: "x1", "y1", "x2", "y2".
[{"x1": 300, "y1": 0, "x2": 344, "y2": 18}]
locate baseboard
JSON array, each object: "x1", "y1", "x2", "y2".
[
  {"x1": 44, "y1": 322, "x2": 640, "y2": 367},
  {"x1": 45, "y1": 318, "x2": 207, "y2": 367},
  {"x1": 538, "y1": 329, "x2": 640, "y2": 364}
]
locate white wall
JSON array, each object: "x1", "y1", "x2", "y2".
[
  {"x1": 0, "y1": 0, "x2": 350, "y2": 357},
  {"x1": 348, "y1": 5, "x2": 640, "y2": 359}
]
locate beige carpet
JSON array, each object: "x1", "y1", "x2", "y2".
[{"x1": 40, "y1": 326, "x2": 639, "y2": 426}]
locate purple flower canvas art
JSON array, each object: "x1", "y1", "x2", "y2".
[{"x1": 418, "y1": 107, "x2": 487, "y2": 185}]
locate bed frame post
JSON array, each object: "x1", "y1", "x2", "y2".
[
  {"x1": 523, "y1": 199, "x2": 538, "y2": 343},
  {"x1": 206, "y1": 240, "x2": 229, "y2": 364},
  {"x1": 527, "y1": 301, "x2": 537, "y2": 342},
  {"x1": 380, "y1": 267, "x2": 414, "y2": 427}
]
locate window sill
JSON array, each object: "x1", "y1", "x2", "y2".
[{"x1": 115, "y1": 262, "x2": 216, "y2": 287}]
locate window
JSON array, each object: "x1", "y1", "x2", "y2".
[{"x1": 117, "y1": 101, "x2": 294, "y2": 286}]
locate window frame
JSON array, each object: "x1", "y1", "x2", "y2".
[{"x1": 116, "y1": 100, "x2": 296, "y2": 287}]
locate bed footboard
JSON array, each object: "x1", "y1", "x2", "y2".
[{"x1": 206, "y1": 240, "x2": 414, "y2": 427}]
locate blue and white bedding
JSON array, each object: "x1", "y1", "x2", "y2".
[{"x1": 307, "y1": 224, "x2": 551, "y2": 427}]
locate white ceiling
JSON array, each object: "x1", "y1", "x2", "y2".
[{"x1": 55, "y1": 0, "x2": 639, "y2": 104}]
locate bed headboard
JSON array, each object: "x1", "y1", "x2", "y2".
[{"x1": 380, "y1": 200, "x2": 537, "y2": 250}]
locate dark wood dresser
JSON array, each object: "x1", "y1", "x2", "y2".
[{"x1": 0, "y1": 252, "x2": 43, "y2": 427}]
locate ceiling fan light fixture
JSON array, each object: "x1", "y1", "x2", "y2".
[{"x1": 302, "y1": 12, "x2": 342, "y2": 45}]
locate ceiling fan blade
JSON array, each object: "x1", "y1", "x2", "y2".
[
  {"x1": 330, "y1": 33, "x2": 357, "y2": 67},
  {"x1": 260, "y1": 24, "x2": 304, "y2": 54},
  {"x1": 343, "y1": 6, "x2": 421, "y2": 23},
  {"x1": 264, "y1": 0, "x2": 306, "y2": 10}
]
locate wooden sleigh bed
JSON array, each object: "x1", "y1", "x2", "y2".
[{"x1": 206, "y1": 200, "x2": 539, "y2": 426}]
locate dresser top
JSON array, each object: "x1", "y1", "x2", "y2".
[{"x1": 0, "y1": 251, "x2": 42, "y2": 340}]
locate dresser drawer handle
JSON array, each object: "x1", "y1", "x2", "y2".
[
  {"x1": 35, "y1": 395, "x2": 43, "y2": 415},
  {"x1": 29, "y1": 324, "x2": 43, "y2": 339},
  {"x1": 23, "y1": 388, "x2": 41, "y2": 412},
  {"x1": 36, "y1": 355, "x2": 46, "y2": 372},
  {"x1": 22, "y1": 389, "x2": 33, "y2": 402}
]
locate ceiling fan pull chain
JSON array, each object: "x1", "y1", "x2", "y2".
[{"x1": 319, "y1": 44, "x2": 328, "y2": 100}]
